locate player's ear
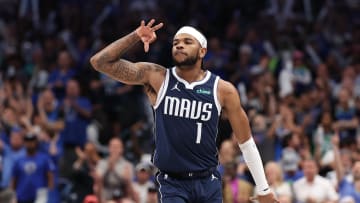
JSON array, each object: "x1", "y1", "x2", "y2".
[{"x1": 199, "y1": 47, "x2": 207, "y2": 59}]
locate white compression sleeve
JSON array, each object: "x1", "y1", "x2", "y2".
[{"x1": 239, "y1": 137, "x2": 270, "y2": 195}]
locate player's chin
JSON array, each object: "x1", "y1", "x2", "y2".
[{"x1": 172, "y1": 57, "x2": 185, "y2": 65}]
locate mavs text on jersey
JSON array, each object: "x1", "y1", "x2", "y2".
[{"x1": 153, "y1": 67, "x2": 221, "y2": 173}]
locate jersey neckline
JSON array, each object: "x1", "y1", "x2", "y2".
[{"x1": 171, "y1": 67, "x2": 211, "y2": 90}]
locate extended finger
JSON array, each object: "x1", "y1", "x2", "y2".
[
  {"x1": 140, "y1": 20, "x2": 145, "y2": 27},
  {"x1": 144, "y1": 42, "x2": 149, "y2": 53},
  {"x1": 147, "y1": 19, "x2": 155, "y2": 27},
  {"x1": 152, "y1": 23, "x2": 164, "y2": 32}
]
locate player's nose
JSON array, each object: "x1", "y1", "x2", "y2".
[{"x1": 175, "y1": 43, "x2": 184, "y2": 50}]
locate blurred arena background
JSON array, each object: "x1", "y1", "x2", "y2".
[{"x1": 0, "y1": 0, "x2": 359, "y2": 203}]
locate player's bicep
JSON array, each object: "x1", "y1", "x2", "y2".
[
  {"x1": 138, "y1": 62, "x2": 167, "y2": 90},
  {"x1": 220, "y1": 81, "x2": 251, "y2": 143},
  {"x1": 223, "y1": 87, "x2": 244, "y2": 125}
]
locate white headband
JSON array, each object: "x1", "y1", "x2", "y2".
[{"x1": 175, "y1": 26, "x2": 207, "y2": 48}]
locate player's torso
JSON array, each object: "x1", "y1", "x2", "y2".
[{"x1": 153, "y1": 67, "x2": 221, "y2": 172}]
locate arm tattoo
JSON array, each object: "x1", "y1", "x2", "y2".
[
  {"x1": 91, "y1": 32, "x2": 165, "y2": 84},
  {"x1": 110, "y1": 59, "x2": 147, "y2": 82}
]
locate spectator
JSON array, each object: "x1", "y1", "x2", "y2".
[
  {"x1": 0, "y1": 107, "x2": 21, "y2": 145},
  {"x1": 132, "y1": 162, "x2": 155, "y2": 203},
  {"x1": 231, "y1": 44, "x2": 253, "y2": 88},
  {"x1": 251, "y1": 113, "x2": 275, "y2": 163},
  {"x1": 333, "y1": 88, "x2": 358, "y2": 147},
  {"x1": 222, "y1": 161, "x2": 254, "y2": 203},
  {"x1": 333, "y1": 134, "x2": 360, "y2": 202},
  {"x1": 37, "y1": 128, "x2": 62, "y2": 203},
  {"x1": 293, "y1": 159, "x2": 338, "y2": 203},
  {"x1": 218, "y1": 139, "x2": 237, "y2": 176},
  {"x1": 59, "y1": 79, "x2": 91, "y2": 180},
  {"x1": 28, "y1": 47, "x2": 48, "y2": 95},
  {"x1": 292, "y1": 50, "x2": 312, "y2": 93},
  {"x1": 265, "y1": 161, "x2": 292, "y2": 203},
  {"x1": 11, "y1": 133, "x2": 55, "y2": 203},
  {"x1": 314, "y1": 111, "x2": 335, "y2": 169},
  {"x1": 60, "y1": 79, "x2": 91, "y2": 148},
  {"x1": 267, "y1": 104, "x2": 302, "y2": 144},
  {"x1": 280, "y1": 141, "x2": 303, "y2": 182},
  {"x1": 48, "y1": 50, "x2": 76, "y2": 100},
  {"x1": 95, "y1": 137, "x2": 136, "y2": 202},
  {"x1": 36, "y1": 88, "x2": 64, "y2": 134},
  {"x1": 203, "y1": 37, "x2": 230, "y2": 78},
  {"x1": 0, "y1": 128, "x2": 25, "y2": 203},
  {"x1": 72, "y1": 142, "x2": 100, "y2": 202}
]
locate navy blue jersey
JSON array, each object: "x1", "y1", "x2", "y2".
[{"x1": 153, "y1": 67, "x2": 221, "y2": 172}]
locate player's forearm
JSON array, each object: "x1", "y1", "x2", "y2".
[
  {"x1": 90, "y1": 31, "x2": 140, "y2": 70},
  {"x1": 230, "y1": 107, "x2": 252, "y2": 144},
  {"x1": 239, "y1": 137, "x2": 270, "y2": 196},
  {"x1": 235, "y1": 112, "x2": 269, "y2": 195},
  {"x1": 230, "y1": 110, "x2": 270, "y2": 195}
]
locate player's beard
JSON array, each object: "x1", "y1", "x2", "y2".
[{"x1": 173, "y1": 52, "x2": 199, "y2": 68}]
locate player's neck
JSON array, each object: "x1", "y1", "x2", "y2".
[{"x1": 175, "y1": 66, "x2": 206, "y2": 83}]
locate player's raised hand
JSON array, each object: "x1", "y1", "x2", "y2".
[{"x1": 135, "y1": 19, "x2": 164, "y2": 52}]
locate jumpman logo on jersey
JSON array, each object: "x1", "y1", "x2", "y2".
[
  {"x1": 171, "y1": 82, "x2": 181, "y2": 92},
  {"x1": 211, "y1": 174, "x2": 218, "y2": 181}
]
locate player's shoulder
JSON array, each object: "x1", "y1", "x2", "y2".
[
  {"x1": 217, "y1": 79, "x2": 239, "y2": 106},
  {"x1": 217, "y1": 78, "x2": 238, "y2": 95},
  {"x1": 135, "y1": 62, "x2": 167, "y2": 93}
]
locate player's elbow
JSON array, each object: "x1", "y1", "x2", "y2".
[
  {"x1": 90, "y1": 54, "x2": 103, "y2": 70},
  {"x1": 90, "y1": 55, "x2": 100, "y2": 70}
]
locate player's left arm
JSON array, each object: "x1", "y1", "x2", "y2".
[
  {"x1": 218, "y1": 80, "x2": 252, "y2": 143},
  {"x1": 218, "y1": 79, "x2": 278, "y2": 202}
]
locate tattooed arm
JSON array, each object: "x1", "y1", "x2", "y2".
[{"x1": 90, "y1": 19, "x2": 165, "y2": 87}]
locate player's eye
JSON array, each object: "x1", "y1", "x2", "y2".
[{"x1": 184, "y1": 39, "x2": 193, "y2": 44}]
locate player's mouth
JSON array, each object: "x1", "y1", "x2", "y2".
[{"x1": 174, "y1": 51, "x2": 187, "y2": 56}]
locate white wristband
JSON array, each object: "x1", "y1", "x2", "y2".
[
  {"x1": 257, "y1": 187, "x2": 271, "y2": 196},
  {"x1": 239, "y1": 137, "x2": 270, "y2": 195}
]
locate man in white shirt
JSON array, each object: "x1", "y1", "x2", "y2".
[
  {"x1": 293, "y1": 159, "x2": 338, "y2": 203},
  {"x1": 132, "y1": 162, "x2": 155, "y2": 203}
]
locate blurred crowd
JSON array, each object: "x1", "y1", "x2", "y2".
[{"x1": 0, "y1": 0, "x2": 359, "y2": 203}]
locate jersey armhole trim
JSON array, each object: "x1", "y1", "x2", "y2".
[
  {"x1": 153, "y1": 69, "x2": 169, "y2": 109},
  {"x1": 213, "y1": 76, "x2": 221, "y2": 115}
]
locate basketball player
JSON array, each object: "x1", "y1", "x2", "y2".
[{"x1": 90, "y1": 19, "x2": 278, "y2": 203}]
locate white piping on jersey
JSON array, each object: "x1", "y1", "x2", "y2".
[
  {"x1": 213, "y1": 76, "x2": 221, "y2": 115},
  {"x1": 214, "y1": 118, "x2": 220, "y2": 171},
  {"x1": 156, "y1": 173, "x2": 163, "y2": 203},
  {"x1": 154, "y1": 69, "x2": 170, "y2": 109},
  {"x1": 171, "y1": 67, "x2": 211, "y2": 90}
]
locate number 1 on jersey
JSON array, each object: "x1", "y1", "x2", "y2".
[{"x1": 196, "y1": 122, "x2": 202, "y2": 144}]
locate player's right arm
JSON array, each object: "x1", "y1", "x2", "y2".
[{"x1": 90, "y1": 20, "x2": 165, "y2": 93}]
